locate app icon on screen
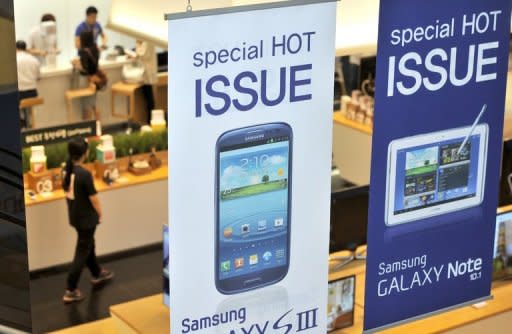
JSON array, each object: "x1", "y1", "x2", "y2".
[
  {"x1": 221, "y1": 261, "x2": 231, "y2": 272},
  {"x1": 263, "y1": 251, "x2": 272, "y2": 262},
  {"x1": 234, "y1": 258, "x2": 245, "y2": 269},
  {"x1": 249, "y1": 254, "x2": 259, "y2": 265},
  {"x1": 257, "y1": 220, "x2": 267, "y2": 231},
  {"x1": 223, "y1": 227, "x2": 233, "y2": 238},
  {"x1": 274, "y1": 218, "x2": 284, "y2": 227},
  {"x1": 276, "y1": 249, "x2": 285, "y2": 259},
  {"x1": 241, "y1": 224, "x2": 250, "y2": 234}
]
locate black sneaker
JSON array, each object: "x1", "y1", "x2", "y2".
[
  {"x1": 91, "y1": 269, "x2": 114, "y2": 286},
  {"x1": 62, "y1": 289, "x2": 85, "y2": 304}
]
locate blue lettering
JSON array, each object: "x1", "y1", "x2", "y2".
[
  {"x1": 182, "y1": 318, "x2": 190, "y2": 334},
  {"x1": 193, "y1": 52, "x2": 203, "y2": 68},
  {"x1": 290, "y1": 64, "x2": 312, "y2": 102},
  {"x1": 205, "y1": 75, "x2": 231, "y2": 115},
  {"x1": 273, "y1": 309, "x2": 293, "y2": 334},
  {"x1": 287, "y1": 33, "x2": 302, "y2": 54},
  {"x1": 205, "y1": 51, "x2": 217, "y2": 69},
  {"x1": 218, "y1": 49, "x2": 229, "y2": 64},
  {"x1": 231, "y1": 48, "x2": 241, "y2": 62},
  {"x1": 261, "y1": 68, "x2": 286, "y2": 106},
  {"x1": 303, "y1": 31, "x2": 316, "y2": 51},
  {"x1": 272, "y1": 35, "x2": 286, "y2": 56},
  {"x1": 233, "y1": 71, "x2": 258, "y2": 111},
  {"x1": 195, "y1": 79, "x2": 202, "y2": 117}
]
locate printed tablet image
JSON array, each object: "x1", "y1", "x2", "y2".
[{"x1": 394, "y1": 135, "x2": 479, "y2": 215}]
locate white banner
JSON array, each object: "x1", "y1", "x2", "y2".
[{"x1": 168, "y1": 1, "x2": 336, "y2": 333}]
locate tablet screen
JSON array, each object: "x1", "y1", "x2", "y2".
[{"x1": 393, "y1": 134, "x2": 481, "y2": 215}]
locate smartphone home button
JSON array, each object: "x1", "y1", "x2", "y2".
[{"x1": 244, "y1": 278, "x2": 262, "y2": 286}]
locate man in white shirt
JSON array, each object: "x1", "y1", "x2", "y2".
[
  {"x1": 27, "y1": 14, "x2": 59, "y2": 65},
  {"x1": 16, "y1": 40, "x2": 41, "y2": 128}
]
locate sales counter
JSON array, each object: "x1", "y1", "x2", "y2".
[
  {"x1": 25, "y1": 153, "x2": 168, "y2": 272},
  {"x1": 32, "y1": 58, "x2": 169, "y2": 128}
]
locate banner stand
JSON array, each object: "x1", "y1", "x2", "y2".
[
  {"x1": 165, "y1": 0, "x2": 338, "y2": 21},
  {"x1": 166, "y1": 0, "x2": 337, "y2": 333},
  {"x1": 363, "y1": 295, "x2": 493, "y2": 333}
]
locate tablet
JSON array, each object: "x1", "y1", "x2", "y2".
[
  {"x1": 385, "y1": 124, "x2": 488, "y2": 226},
  {"x1": 327, "y1": 275, "x2": 355, "y2": 332}
]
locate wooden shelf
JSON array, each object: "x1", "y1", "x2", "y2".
[
  {"x1": 24, "y1": 162, "x2": 168, "y2": 207},
  {"x1": 110, "y1": 295, "x2": 169, "y2": 334},
  {"x1": 333, "y1": 112, "x2": 373, "y2": 136}
]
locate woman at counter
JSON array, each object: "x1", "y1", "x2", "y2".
[
  {"x1": 71, "y1": 31, "x2": 100, "y2": 120},
  {"x1": 62, "y1": 138, "x2": 113, "y2": 304}
]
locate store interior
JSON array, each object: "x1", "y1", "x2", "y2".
[{"x1": 8, "y1": 0, "x2": 512, "y2": 333}]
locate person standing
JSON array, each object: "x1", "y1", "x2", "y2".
[
  {"x1": 74, "y1": 6, "x2": 107, "y2": 50},
  {"x1": 62, "y1": 138, "x2": 113, "y2": 304},
  {"x1": 16, "y1": 40, "x2": 41, "y2": 128},
  {"x1": 129, "y1": 39, "x2": 157, "y2": 124},
  {"x1": 27, "y1": 13, "x2": 59, "y2": 65},
  {"x1": 72, "y1": 31, "x2": 100, "y2": 120}
]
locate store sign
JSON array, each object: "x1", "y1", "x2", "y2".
[
  {"x1": 167, "y1": 0, "x2": 336, "y2": 333},
  {"x1": 364, "y1": 0, "x2": 512, "y2": 332},
  {"x1": 21, "y1": 121, "x2": 98, "y2": 147}
]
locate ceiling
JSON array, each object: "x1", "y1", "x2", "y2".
[{"x1": 108, "y1": 0, "x2": 511, "y2": 56}]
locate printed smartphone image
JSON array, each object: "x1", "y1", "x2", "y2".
[
  {"x1": 215, "y1": 123, "x2": 292, "y2": 294},
  {"x1": 385, "y1": 124, "x2": 488, "y2": 226}
]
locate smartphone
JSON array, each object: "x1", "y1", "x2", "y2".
[{"x1": 215, "y1": 123, "x2": 293, "y2": 294}]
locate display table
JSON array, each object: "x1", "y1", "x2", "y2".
[
  {"x1": 110, "y1": 295, "x2": 169, "y2": 334},
  {"x1": 52, "y1": 254, "x2": 512, "y2": 334},
  {"x1": 25, "y1": 160, "x2": 168, "y2": 271},
  {"x1": 49, "y1": 319, "x2": 116, "y2": 334}
]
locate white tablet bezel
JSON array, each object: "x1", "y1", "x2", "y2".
[{"x1": 385, "y1": 124, "x2": 488, "y2": 226}]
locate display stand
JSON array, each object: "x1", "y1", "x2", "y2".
[
  {"x1": 27, "y1": 170, "x2": 54, "y2": 194},
  {"x1": 95, "y1": 161, "x2": 119, "y2": 182}
]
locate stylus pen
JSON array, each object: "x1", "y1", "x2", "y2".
[{"x1": 457, "y1": 104, "x2": 487, "y2": 156}]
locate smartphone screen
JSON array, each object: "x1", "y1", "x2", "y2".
[{"x1": 216, "y1": 123, "x2": 292, "y2": 294}]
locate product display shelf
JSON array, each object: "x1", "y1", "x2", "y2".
[
  {"x1": 333, "y1": 112, "x2": 373, "y2": 136},
  {"x1": 24, "y1": 151, "x2": 168, "y2": 207}
]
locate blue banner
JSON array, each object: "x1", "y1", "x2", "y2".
[{"x1": 364, "y1": 0, "x2": 512, "y2": 331}]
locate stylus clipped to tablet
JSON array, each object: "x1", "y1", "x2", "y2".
[{"x1": 457, "y1": 104, "x2": 487, "y2": 156}]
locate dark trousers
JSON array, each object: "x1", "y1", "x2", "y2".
[
  {"x1": 141, "y1": 84, "x2": 155, "y2": 125},
  {"x1": 19, "y1": 89, "x2": 38, "y2": 128},
  {"x1": 67, "y1": 227, "x2": 101, "y2": 291},
  {"x1": 340, "y1": 56, "x2": 360, "y2": 96}
]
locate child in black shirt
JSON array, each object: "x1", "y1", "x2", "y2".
[{"x1": 62, "y1": 138, "x2": 113, "y2": 303}]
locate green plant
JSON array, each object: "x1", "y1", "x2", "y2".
[{"x1": 22, "y1": 129, "x2": 168, "y2": 173}]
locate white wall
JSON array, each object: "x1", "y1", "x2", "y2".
[
  {"x1": 13, "y1": 0, "x2": 134, "y2": 65},
  {"x1": 108, "y1": 0, "x2": 231, "y2": 47}
]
